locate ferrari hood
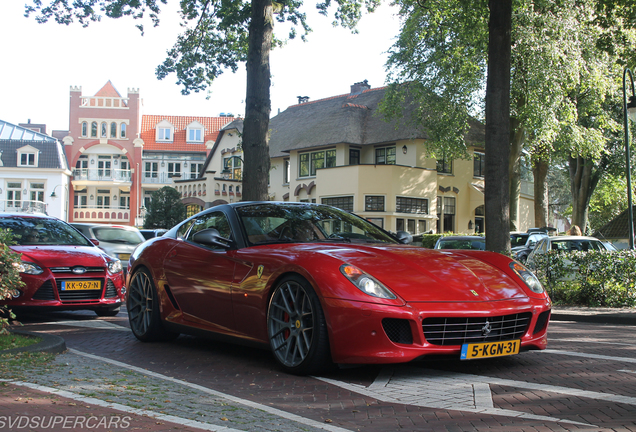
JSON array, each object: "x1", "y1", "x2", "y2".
[
  {"x1": 317, "y1": 245, "x2": 528, "y2": 302},
  {"x1": 12, "y1": 245, "x2": 109, "y2": 269}
]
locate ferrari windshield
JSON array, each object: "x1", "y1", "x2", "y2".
[
  {"x1": 236, "y1": 203, "x2": 398, "y2": 246},
  {"x1": 0, "y1": 216, "x2": 92, "y2": 246}
]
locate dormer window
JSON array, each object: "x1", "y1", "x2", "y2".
[
  {"x1": 186, "y1": 121, "x2": 205, "y2": 143},
  {"x1": 155, "y1": 120, "x2": 174, "y2": 142},
  {"x1": 17, "y1": 145, "x2": 39, "y2": 167}
]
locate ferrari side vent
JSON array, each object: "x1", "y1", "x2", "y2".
[
  {"x1": 382, "y1": 318, "x2": 413, "y2": 345},
  {"x1": 533, "y1": 310, "x2": 551, "y2": 335},
  {"x1": 105, "y1": 280, "x2": 118, "y2": 298},
  {"x1": 163, "y1": 284, "x2": 181, "y2": 310},
  {"x1": 422, "y1": 312, "x2": 532, "y2": 346},
  {"x1": 32, "y1": 281, "x2": 56, "y2": 300}
]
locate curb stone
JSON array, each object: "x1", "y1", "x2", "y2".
[{"x1": 2, "y1": 329, "x2": 67, "y2": 354}]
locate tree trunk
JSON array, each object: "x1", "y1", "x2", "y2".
[
  {"x1": 241, "y1": 0, "x2": 273, "y2": 201},
  {"x1": 569, "y1": 156, "x2": 601, "y2": 233},
  {"x1": 532, "y1": 157, "x2": 549, "y2": 228},
  {"x1": 485, "y1": 0, "x2": 512, "y2": 253},
  {"x1": 509, "y1": 117, "x2": 524, "y2": 231}
]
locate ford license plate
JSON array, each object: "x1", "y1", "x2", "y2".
[
  {"x1": 61, "y1": 280, "x2": 101, "y2": 291},
  {"x1": 460, "y1": 339, "x2": 520, "y2": 360}
]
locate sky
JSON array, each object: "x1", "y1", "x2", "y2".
[{"x1": 0, "y1": 1, "x2": 402, "y2": 133}]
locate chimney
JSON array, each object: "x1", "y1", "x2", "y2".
[
  {"x1": 350, "y1": 80, "x2": 370, "y2": 95},
  {"x1": 297, "y1": 96, "x2": 309, "y2": 104}
]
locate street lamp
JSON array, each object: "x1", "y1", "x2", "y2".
[{"x1": 622, "y1": 68, "x2": 636, "y2": 249}]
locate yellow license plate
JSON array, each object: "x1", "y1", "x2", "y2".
[
  {"x1": 461, "y1": 339, "x2": 520, "y2": 360},
  {"x1": 61, "y1": 280, "x2": 102, "y2": 291},
  {"x1": 118, "y1": 254, "x2": 131, "y2": 261}
]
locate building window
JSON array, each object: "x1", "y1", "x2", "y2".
[
  {"x1": 396, "y1": 218, "x2": 404, "y2": 232},
  {"x1": 375, "y1": 146, "x2": 396, "y2": 165},
  {"x1": 110, "y1": 122, "x2": 117, "y2": 138},
  {"x1": 145, "y1": 162, "x2": 158, "y2": 178},
  {"x1": 437, "y1": 196, "x2": 456, "y2": 233},
  {"x1": 91, "y1": 122, "x2": 98, "y2": 137},
  {"x1": 190, "y1": 163, "x2": 202, "y2": 179},
  {"x1": 81, "y1": 122, "x2": 88, "y2": 137},
  {"x1": 157, "y1": 127, "x2": 172, "y2": 141},
  {"x1": 7, "y1": 182, "x2": 22, "y2": 207},
  {"x1": 396, "y1": 197, "x2": 428, "y2": 214},
  {"x1": 223, "y1": 157, "x2": 242, "y2": 180},
  {"x1": 120, "y1": 123, "x2": 127, "y2": 138},
  {"x1": 474, "y1": 151, "x2": 485, "y2": 177},
  {"x1": 437, "y1": 157, "x2": 453, "y2": 174},
  {"x1": 96, "y1": 189, "x2": 111, "y2": 209},
  {"x1": 168, "y1": 162, "x2": 181, "y2": 178},
  {"x1": 321, "y1": 196, "x2": 354, "y2": 212},
  {"x1": 19, "y1": 152, "x2": 36, "y2": 166},
  {"x1": 349, "y1": 149, "x2": 360, "y2": 165},
  {"x1": 367, "y1": 218, "x2": 384, "y2": 229},
  {"x1": 299, "y1": 149, "x2": 336, "y2": 177},
  {"x1": 97, "y1": 156, "x2": 112, "y2": 178},
  {"x1": 407, "y1": 219, "x2": 416, "y2": 234},
  {"x1": 365, "y1": 196, "x2": 385, "y2": 212},
  {"x1": 188, "y1": 128, "x2": 203, "y2": 142},
  {"x1": 418, "y1": 220, "x2": 427, "y2": 233},
  {"x1": 119, "y1": 191, "x2": 130, "y2": 209},
  {"x1": 74, "y1": 189, "x2": 88, "y2": 208},
  {"x1": 186, "y1": 204, "x2": 201, "y2": 218},
  {"x1": 284, "y1": 159, "x2": 290, "y2": 184},
  {"x1": 29, "y1": 183, "x2": 44, "y2": 203},
  {"x1": 101, "y1": 122, "x2": 107, "y2": 138}
]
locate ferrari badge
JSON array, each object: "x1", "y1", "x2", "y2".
[
  {"x1": 470, "y1": 290, "x2": 479, "y2": 297},
  {"x1": 257, "y1": 265, "x2": 264, "y2": 279}
]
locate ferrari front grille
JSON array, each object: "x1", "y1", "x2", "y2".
[{"x1": 422, "y1": 312, "x2": 532, "y2": 346}]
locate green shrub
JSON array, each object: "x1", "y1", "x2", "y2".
[
  {"x1": 416, "y1": 232, "x2": 482, "y2": 249},
  {"x1": 532, "y1": 250, "x2": 636, "y2": 307},
  {"x1": 0, "y1": 230, "x2": 23, "y2": 332}
]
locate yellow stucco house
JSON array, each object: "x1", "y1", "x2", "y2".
[{"x1": 174, "y1": 81, "x2": 535, "y2": 235}]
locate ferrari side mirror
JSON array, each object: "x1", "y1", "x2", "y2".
[{"x1": 192, "y1": 228, "x2": 232, "y2": 249}]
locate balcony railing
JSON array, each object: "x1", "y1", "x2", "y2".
[
  {"x1": 0, "y1": 200, "x2": 47, "y2": 214},
  {"x1": 73, "y1": 206, "x2": 130, "y2": 223},
  {"x1": 142, "y1": 172, "x2": 200, "y2": 184},
  {"x1": 73, "y1": 168, "x2": 132, "y2": 182}
]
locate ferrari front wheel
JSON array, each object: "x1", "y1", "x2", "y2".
[
  {"x1": 127, "y1": 268, "x2": 178, "y2": 342},
  {"x1": 267, "y1": 275, "x2": 331, "y2": 375}
]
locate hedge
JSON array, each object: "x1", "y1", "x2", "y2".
[{"x1": 531, "y1": 250, "x2": 636, "y2": 307}]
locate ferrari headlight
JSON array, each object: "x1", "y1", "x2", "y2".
[
  {"x1": 340, "y1": 264, "x2": 396, "y2": 299},
  {"x1": 510, "y1": 262, "x2": 544, "y2": 294},
  {"x1": 17, "y1": 261, "x2": 44, "y2": 275},
  {"x1": 108, "y1": 259, "x2": 123, "y2": 274}
]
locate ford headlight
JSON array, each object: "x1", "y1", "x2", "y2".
[
  {"x1": 108, "y1": 259, "x2": 123, "y2": 274},
  {"x1": 510, "y1": 262, "x2": 544, "y2": 294},
  {"x1": 340, "y1": 264, "x2": 396, "y2": 299},
  {"x1": 17, "y1": 261, "x2": 44, "y2": 275}
]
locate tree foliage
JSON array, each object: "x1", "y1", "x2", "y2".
[
  {"x1": 143, "y1": 187, "x2": 187, "y2": 229},
  {"x1": 25, "y1": 0, "x2": 380, "y2": 201},
  {"x1": 381, "y1": 0, "x2": 636, "y2": 242},
  {"x1": 0, "y1": 230, "x2": 23, "y2": 332}
]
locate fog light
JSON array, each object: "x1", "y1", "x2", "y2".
[{"x1": 10, "y1": 289, "x2": 21, "y2": 299}]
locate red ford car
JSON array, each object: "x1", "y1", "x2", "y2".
[
  {"x1": 1, "y1": 213, "x2": 125, "y2": 316},
  {"x1": 126, "y1": 202, "x2": 551, "y2": 375}
]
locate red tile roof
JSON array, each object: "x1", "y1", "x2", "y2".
[
  {"x1": 94, "y1": 80, "x2": 122, "y2": 98},
  {"x1": 140, "y1": 115, "x2": 235, "y2": 152}
]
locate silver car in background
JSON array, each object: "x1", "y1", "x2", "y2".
[{"x1": 72, "y1": 223, "x2": 145, "y2": 264}]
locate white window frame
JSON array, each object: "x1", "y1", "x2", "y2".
[
  {"x1": 17, "y1": 145, "x2": 39, "y2": 167},
  {"x1": 186, "y1": 121, "x2": 205, "y2": 143}
]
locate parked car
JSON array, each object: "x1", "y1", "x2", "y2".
[
  {"x1": 434, "y1": 235, "x2": 485, "y2": 250},
  {"x1": 0, "y1": 213, "x2": 125, "y2": 316},
  {"x1": 71, "y1": 223, "x2": 145, "y2": 264},
  {"x1": 526, "y1": 235, "x2": 615, "y2": 275},
  {"x1": 140, "y1": 229, "x2": 168, "y2": 240},
  {"x1": 126, "y1": 202, "x2": 551, "y2": 375},
  {"x1": 511, "y1": 231, "x2": 549, "y2": 263}
]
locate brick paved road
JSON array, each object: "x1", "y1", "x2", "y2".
[{"x1": 6, "y1": 309, "x2": 636, "y2": 431}]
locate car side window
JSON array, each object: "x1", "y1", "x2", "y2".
[{"x1": 187, "y1": 212, "x2": 232, "y2": 243}]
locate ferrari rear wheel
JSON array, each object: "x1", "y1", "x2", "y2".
[
  {"x1": 267, "y1": 275, "x2": 331, "y2": 375},
  {"x1": 127, "y1": 268, "x2": 178, "y2": 342}
]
